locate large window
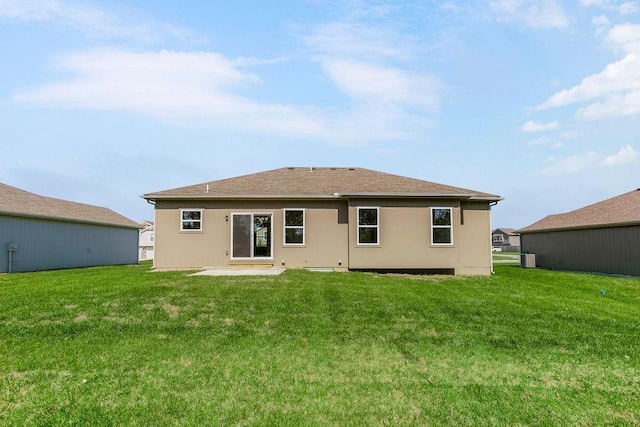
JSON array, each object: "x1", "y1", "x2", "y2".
[
  {"x1": 284, "y1": 209, "x2": 305, "y2": 245},
  {"x1": 431, "y1": 208, "x2": 453, "y2": 245},
  {"x1": 358, "y1": 207, "x2": 379, "y2": 245},
  {"x1": 181, "y1": 209, "x2": 202, "y2": 231},
  {"x1": 231, "y1": 213, "x2": 273, "y2": 259}
]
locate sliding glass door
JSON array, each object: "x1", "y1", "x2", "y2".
[{"x1": 231, "y1": 213, "x2": 272, "y2": 259}]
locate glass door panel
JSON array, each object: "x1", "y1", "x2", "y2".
[
  {"x1": 232, "y1": 214, "x2": 252, "y2": 258},
  {"x1": 253, "y1": 214, "x2": 272, "y2": 258}
]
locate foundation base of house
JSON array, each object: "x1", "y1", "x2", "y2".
[{"x1": 351, "y1": 268, "x2": 456, "y2": 275}]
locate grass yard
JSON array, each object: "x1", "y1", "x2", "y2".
[
  {"x1": 1, "y1": 263, "x2": 639, "y2": 426},
  {"x1": 492, "y1": 251, "x2": 521, "y2": 263}
]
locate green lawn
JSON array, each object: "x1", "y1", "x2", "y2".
[
  {"x1": 492, "y1": 251, "x2": 521, "y2": 262},
  {"x1": 1, "y1": 263, "x2": 639, "y2": 425}
]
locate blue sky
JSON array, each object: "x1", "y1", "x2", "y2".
[{"x1": 1, "y1": 0, "x2": 639, "y2": 228}]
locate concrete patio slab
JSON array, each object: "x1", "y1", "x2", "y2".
[{"x1": 189, "y1": 267, "x2": 286, "y2": 277}]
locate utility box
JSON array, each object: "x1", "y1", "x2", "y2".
[
  {"x1": 520, "y1": 253, "x2": 536, "y2": 268},
  {"x1": 7, "y1": 242, "x2": 17, "y2": 252}
]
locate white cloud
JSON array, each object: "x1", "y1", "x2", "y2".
[
  {"x1": 488, "y1": 0, "x2": 570, "y2": 29},
  {"x1": 304, "y1": 22, "x2": 413, "y2": 61},
  {"x1": 537, "y1": 53, "x2": 640, "y2": 109},
  {"x1": 532, "y1": 146, "x2": 638, "y2": 175},
  {"x1": 601, "y1": 145, "x2": 638, "y2": 165},
  {"x1": 526, "y1": 136, "x2": 564, "y2": 148},
  {"x1": 321, "y1": 60, "x2": 440, "y2": 111},
  {"x1": 580, "y1": 0, "x2": 611, "y2": 7},
  {"x1": 620, "y1": 2, "x2": 639, "y2": 15},
  {"x1": 592, "y1": 15, "x2": 611, "y2": 27},
  {"x1": 301, "y1": 18, "x2": 442, "y2": 136},
  {"x1": 14, "y1": 49, "x2": 323, "y2": 136},
  {"x1": 575, "y1": 89, "x2": 640, "y2": 118},
  {"x1": 532, "y1": 151, "x2": 598, "y2": 175},
  {"x1": 521, "y1": 120, "x2": 559, "y2": 132},
  {"x1": 532, "y1": 23, "x2": 640, "y2": 121},
  {"x1": 0, "y1": 0, "x2": 197, "y2": 42},
  {"x1": 608, "y1": 23, "x2": 640, "y2": 52},
  {"x1": 536, "y1": 44, "x2": 640, "y2": 121},
  {"x1": 13, "y1": 48, "x2": 439, "y2": 144}
]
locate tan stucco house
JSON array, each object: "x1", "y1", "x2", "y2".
[{"x1": 142, "y1": 167, "x2": 502, "y2": 275}]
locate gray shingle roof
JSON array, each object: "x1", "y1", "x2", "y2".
[
  {"x1": 143, "y1": 167, "x2": 501, "y2": 201},
  {"x1": 0, "y1": 182, "x2": 139, "y2": 228},
  {"x1": 520, "y1": 189, "x2": 640, "y2": 233},
  {"x1": 493, "y1": 228, "x2": 517, "y2": 235}
]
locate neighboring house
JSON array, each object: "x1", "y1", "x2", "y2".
[
  {"x1": 142, "y1": 167, "x2": 502, "y2": 275},
  {"x1": 519, "y1": 189, "x2": 640, "y2": 276},
  {"x1": 139, "y1": 220, "x2": 155, "y2": 260},
  {"x1": 0, "y1": 182, "x2": 140, "y2": 273},
  {"x1": 491, "y1": 227, "x2": 520, "y2": 252}
]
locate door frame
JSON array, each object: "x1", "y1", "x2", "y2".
[{"x1": 230, "y1": 212, "x2": 274, "y2": 260}]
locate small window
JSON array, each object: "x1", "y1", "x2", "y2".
[
  {"x1": 181, "y1": 209, "x2": 203, "y2": 231},
  {"x1": 149, "y1": 232, "x2": 155, "y2": 242},
  {"x1": 358, "y1": 207, "x2": 379, "y2": 245},
  {"x1": 431, "y1": 208, "x2": 452, "y2": 245},
  {"x1": 284, "y1": 209, "x2": 305, "y2": 245}
]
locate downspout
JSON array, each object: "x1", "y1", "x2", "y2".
[
  {"x1": 7, "y1": 243, "x2": 17, "y2": 274},
  {"x1": 147, "y1": 198, "x2": 156, "y2": 269}
]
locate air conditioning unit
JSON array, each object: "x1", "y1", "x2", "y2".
[{"x1": 520, "y1": 253, "x2": 536, "y2": 268}]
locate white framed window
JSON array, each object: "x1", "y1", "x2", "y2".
[
  {"x1": 181, "y1": 209, "x2": 203, "y2": 231},
  {"x1": 149, "y1": 232, "x2": 155, "y2": 242},
  {"x1": 431, "y1": 208, "x2": 453, "y2": 245},
  {"x1": 284, "y1": 209, "x2": 305, "y2": 245},
  {"x1": 357, "y1": 207, "x2": 379, "y2": 245}
]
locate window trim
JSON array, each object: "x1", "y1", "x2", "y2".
[
  {"x1": 431, "y1": 207, "x2": 453, "y2": 246},
  {"x1": 357, "y1": 206, "x2": 380, "y2": 246},
  {"x1": 283, "y1": 208, "x2": 305, "y2": 246},
  {"x1": 180, "y1": 209, "x2": 203, "y2": 232}
]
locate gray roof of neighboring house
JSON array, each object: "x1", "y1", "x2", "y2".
[
  {"x1": 143, "y1": 167, "x2": 502, "y2": 201},
  {"x1": 520, "y1": 188, "x2": 640, "y2": 233},
  {"x1": 0, "y1": 182, "x2": 140, "y2": 229},
  {"x1": 493, "y1": 228, "x2": 517, "y2": 235}
]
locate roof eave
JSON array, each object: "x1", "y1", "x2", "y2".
[
  {"x1": 142, "y1": 193, "x2": 341, "y2": 201},
  {"x1": 143, "y1": 192, "x2": 502, "y2": 201},
  {"x1": 0, "y1": 210, "x2": 141, "y2": 229},
  {"x1": 520, "y1": 220, "x2": 640, "y2": 234}
]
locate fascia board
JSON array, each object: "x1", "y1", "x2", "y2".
[{"x1": 0, "y1": 210, "x2": 141, "y2": 229}]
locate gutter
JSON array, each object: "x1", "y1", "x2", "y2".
[
  {"x1": 142, "y1": 192, "x2": 503, "y2": 202},
  {"x1": 519, "y1": 221, "x2": 640, "y2": 234}
]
